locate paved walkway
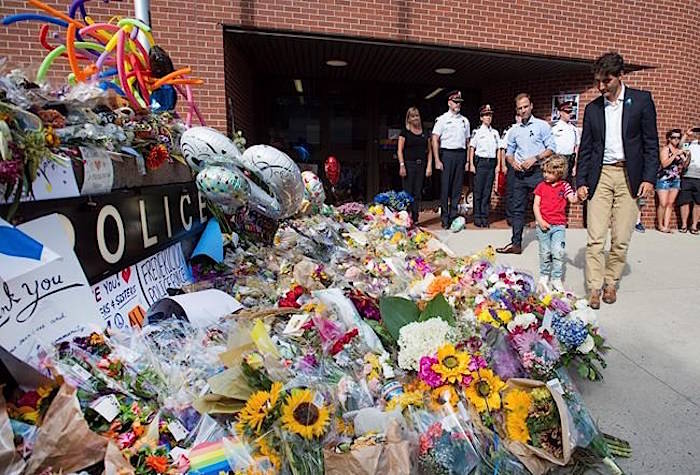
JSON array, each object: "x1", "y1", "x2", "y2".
[{"x1": 434, "y1": 227, "x2": 700, "y2": 473}]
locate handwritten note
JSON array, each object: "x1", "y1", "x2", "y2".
[
  {"x1": 92, "y1": 265, "x2": 147, "y2": 329},
  {"x1": 135, "y1": 242, "x2": 191, "y2": 307},
  {"x1": 0, "y1": 214, "x2": 103, "y2": 364},
  {"x1": 80, "y1": 146, "x2": 114, "y2": 195}
]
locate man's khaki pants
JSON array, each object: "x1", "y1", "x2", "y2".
[{"x1": 585, "y1": 166, "x2": 639, "y2": 291}]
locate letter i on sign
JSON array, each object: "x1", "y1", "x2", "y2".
[{"x1": 128, "y1": 305, "x2": 146, "y2": 328}]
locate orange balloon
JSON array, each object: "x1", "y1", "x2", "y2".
[
  {"x1": 150, "y1": 67, "x2": 191, "y2": 90},
  {"x1": 65, "y1": 24, "x2": 86, "y2": 83}
]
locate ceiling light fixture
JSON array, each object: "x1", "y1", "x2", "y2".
[
  {"x1": 326, "y1": 59, "x2": 348, "y2": 67},
  {"x1": 293, "y1": 79, "x2": 303, "y2": 94},
  {"x1": 424, "y1": 87, "x2": 444, "y2": 100},
  {"x1": 434, "y1": 67, "x2": 456, "y2": 75}
]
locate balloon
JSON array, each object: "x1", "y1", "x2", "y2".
[
  {"x1": 116, "y1": 29, "x2": 141, "y2": 109},
  {"x1": 151, "y1": 67, "x2": 191, "y2": 90},
  {"x1": 325, "y1": 156, "x2": 340, "y2": 186},
  {"x1": 196, "y1": 166, "x2": 250, "y2": 215},
  {"x1": 1, "y1": 13, "x2": 68, "y2": 27},
  {"x1": 301, "y1": 171, "x2": 325, "y2": 206},
  {"x1": 180, "y1": 127, "x2": 243, "y2": 172},
  {"x1": 240, "y1": 145, "x2": 304, "y2": 219}
]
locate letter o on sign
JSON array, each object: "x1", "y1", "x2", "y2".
[{"x1": 97, "y1": 205, "x2": 125, "y2": 264}]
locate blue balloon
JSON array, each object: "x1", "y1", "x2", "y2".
[
  {"x1": 1, "y1": 14, "x2": 69, "y2": 27},
  {"x1": 99, "y1": 81, "x2": 125, "y2": 97},
  {"x1": 293, "y1": 144, "x2": 311, "y2": 162}
]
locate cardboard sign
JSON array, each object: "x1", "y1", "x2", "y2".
[
  {"x1": 80, "y1": 146, "x2": 114, "y2": 195},
  {"x1": 92, "y1": 265, "x2": 146, "y2": 330},
  {"x1": 136, "y1": 242, "x2": 192, "y2": 308},
  {"x1": 0, "y1": 214, "x2": 103, "y2": 363},
  {"x1": 0, "y1": 158, "x2": 80, "y2": 204},
  {"x1": 92, "y1": 242, "x2": 191, "y2": 328}
]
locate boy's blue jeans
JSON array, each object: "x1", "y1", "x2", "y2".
[{"x1": 536, "y1": 225, "x2": 566, "y2": 279}]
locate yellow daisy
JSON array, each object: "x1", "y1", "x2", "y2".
[
  {"x1": 432, "y1": 344, "x2": 471, "y2": 384},
  {"x1": 429, "y1": 385, "x2": 459, "y2": 411},
  {"x1": 464, "y1": 368, "x2": 506, "y2": 413},
  {"x1": 281, "y1": 390, "x2": 330, "y2": 440}
]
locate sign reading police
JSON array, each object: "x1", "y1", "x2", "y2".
[{"x1": 1, "y1": 182, "x2": 207, "y2": 283}]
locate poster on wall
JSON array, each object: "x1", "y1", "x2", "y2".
[
  {"x1": 92, "y1": 242, "x2": 191, "y2": 329},
  {"x1": 0, "y1": 214, "x2": 102, "y2": 363},
  {"x1": 551, "y1": 93, "x2": 580, "y2": 123}
]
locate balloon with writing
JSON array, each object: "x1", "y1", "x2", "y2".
[{"x1": 324, "y1": 156, "x2": 340, "y2": 186}]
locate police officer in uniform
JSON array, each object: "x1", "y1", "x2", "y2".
[
  {"x1": 432, "y1": 90, "x2": 471, "y2": 228},
  {"x1": 551, "y1": 100, "x2": 579, "y2": 182},
  {"x1": 468, "y1": 104, "x2": 500, "y2": 227}
]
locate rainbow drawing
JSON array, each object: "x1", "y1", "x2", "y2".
[{"x1": 188, "y1": 439, "x2": 232, "y2": 475}]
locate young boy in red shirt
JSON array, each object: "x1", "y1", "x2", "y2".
[{"x1": 533, "y1": 155, "x2": 578, "y2": 292}]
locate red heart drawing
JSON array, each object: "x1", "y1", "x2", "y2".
[
  {"x1": 121, "y1": 267, "x2": 131, "y2": 283},
  {"x1": 94, "y1": 160, "x2": 102, "y2": 170}
]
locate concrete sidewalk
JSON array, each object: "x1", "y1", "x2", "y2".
[{"x1": 435, "y1": 227, "x2": 700, "y2": 473}]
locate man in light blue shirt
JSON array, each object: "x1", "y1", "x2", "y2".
[{"x1": 496, "y1": 93, "x2": 555, "y2": 254}]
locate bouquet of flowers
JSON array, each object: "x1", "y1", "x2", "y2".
[{"x1": 373, "y1": 190, "x2": 413, "y2": 212}]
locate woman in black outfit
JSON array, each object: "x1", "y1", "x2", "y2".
[{"x1": 398, "y1": 106, "x2": 433, "y2": 224}]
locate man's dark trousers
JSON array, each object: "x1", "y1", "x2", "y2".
[
  {"x1": 510, "y1": 167, "x2": 543, "y2": 247},
  {"x1": 440, "y1": 149, "x2": 466, "y2": 226},
  {"x1": 473, "y1": 156, "x2": 497, "y2": 225},
  {"x1": 505, "y1": 161, "x2": 515, "y2": 223}
]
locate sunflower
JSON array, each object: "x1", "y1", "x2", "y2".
[
  {"x1": 464, "y1": 368, "x2": 506, "y2": 413},
  {"x1": 256, "y1": 436, "x2": 281, "y2": 470},
  {"x1": 281, "y1": 390, "x2": 330, "y2": 439},
  {"x1": 432, "y1": 344, "x2": 471, "y2": 384},
  {"x1": 429, "y1": 385, "x2": 459, "y2": 411},
  {"x1": 237, "y1": 391, "x2": 271, "y2": 434},
  {"x1": 503, "y1": 389, "x2": 532, "y2": 416},
  {"x1": 506, "y1": 414, "x2": 530, "y2": 443}
]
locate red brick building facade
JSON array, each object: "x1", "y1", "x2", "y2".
[{"x1": 2, "y1": 0, "x2": 699, "y2": 227}]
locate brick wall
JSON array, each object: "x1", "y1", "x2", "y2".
[{"x1": 2, "y1": 0, "x2": 698, "y2": 227}]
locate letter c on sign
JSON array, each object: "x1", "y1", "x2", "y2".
[
  {"x1": 97, "y1": 205, "x2": 125, "y2": 264},
  {"x1": 180, "y1": 194, "x2": 192, "y2": 231}
]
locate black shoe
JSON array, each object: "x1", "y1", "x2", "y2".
[
  {"x1": 441, "y1": 222, "x2": 449, "y2": 229},
  {"x1": 496, "y1": 243, "x2": 522, "y2": 254}
]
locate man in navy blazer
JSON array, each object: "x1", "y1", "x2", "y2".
[{"x1": 576, "y1": 52, "x2": 658, "y2": 309}]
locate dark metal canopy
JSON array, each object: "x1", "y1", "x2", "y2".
[{"x1": 224, "y1": 27, "x2": 647, "y2": 88}]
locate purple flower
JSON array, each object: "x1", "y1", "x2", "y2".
[
  {"x1": 297, "y1": 354, "x2": 318, "y2": 372},
  {"x1": 468, "y1": 355, "x2": 487, "y2": 372},
  {"x1": 550, "y1": 298, "x2": 572, "y2": 315},
  {"x1": 419, "y1": 356, "x2": 443, "y2": 388}
]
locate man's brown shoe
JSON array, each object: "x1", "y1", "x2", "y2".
[
  {"x1": 602, "y1": 285, "x2": 617, "y2": 304},
  {"x1": 589, "y1": 290, "x2": 601, "y2": 310},
  {"x1": 496, "y1": 243, "x2": 522, "y2": 255}
]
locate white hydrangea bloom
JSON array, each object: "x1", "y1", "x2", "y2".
[{"x1": 397, "y1": 317, "x2": 451, "y2": 371}]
